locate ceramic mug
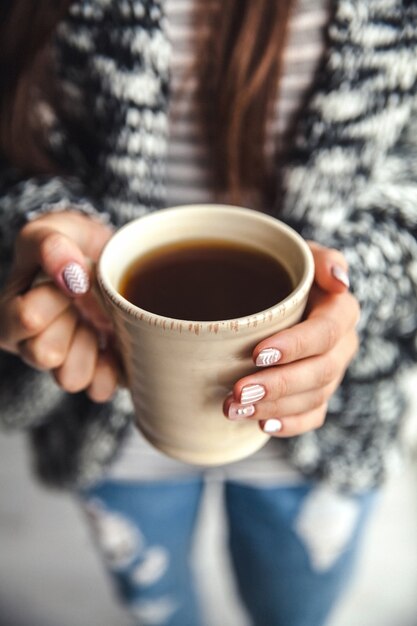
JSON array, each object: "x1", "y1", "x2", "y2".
[{"x1": 97, "y1": 205, "x2": 314, "y2": 465}]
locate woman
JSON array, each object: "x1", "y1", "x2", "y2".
[{"x1": 0, "y1": 1, "x2": 416, "y2": 625}]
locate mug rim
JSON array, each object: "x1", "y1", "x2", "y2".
[{"x1": 97, "y1": 204, "x2": 315, "y2": 335}]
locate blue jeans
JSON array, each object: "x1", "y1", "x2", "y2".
[{"x1": 79, "y1": 478, "x2": 375, "y2": 626}]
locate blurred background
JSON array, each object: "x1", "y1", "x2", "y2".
[{"x1": 1, "y1": 370, "x2": 417, "y2": 626}]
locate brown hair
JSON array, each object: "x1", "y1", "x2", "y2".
[
  {"x1": 0, "y1": 0, "x2": 72, "y2": 173},
  {"x1": 0, "y1": 0, "x2": 294, "y2": 200},
  {"x1": 197, "y1": 0, "x2": 294, "y2": 205}
]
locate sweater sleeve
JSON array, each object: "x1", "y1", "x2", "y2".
[
  {"x1": 282, "y1": 106, "x2": 417, "y2": 382},
  {"x1": 278, "y1": 0, "x2": 417, "y2": 379},
  {"x1": 0, "y1": 167, "x2": 110, "y2": 432},
  {"x1": 279, "y1": 104, "x2": 417, "y2": 491},
  {"x1": 276, "y1": 0, "x2": 417, "y2": 489},
  {"x1": 278, "y1": 123, "x2": 417, "y2": 490}
]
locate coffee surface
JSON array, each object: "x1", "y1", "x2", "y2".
[{"x1": 119, "y1": 239, "x2": 293, "y2": 321}]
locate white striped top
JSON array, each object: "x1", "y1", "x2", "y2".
[
  {"x1": 165, "y1": 0, "x2": 331, "y2": 207},
  {"x1": 108, "y1": 0, "x2": 331, "y2": 483}
]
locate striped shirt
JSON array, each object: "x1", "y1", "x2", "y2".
[
  {"x1": 165, "y1": 0, "x2": 330, "y2": 207},
  {"x1": 108, "y1": 0, "x2": 331, "y2": 483}
]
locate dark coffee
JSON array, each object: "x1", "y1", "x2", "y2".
[{"x1": 119, "y1": 239, "x2": 293, "y2": 321}]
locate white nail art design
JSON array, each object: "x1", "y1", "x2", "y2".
[
  {"x1": 240, "y1": 384, "x2": 266, "y2": 405},
  {"x1": 228, "y1": 403, "x2": 256, "y2": 420},
  {"x1": 256, "y1": 348, "x2": 282, "y2": 367},
  {"x1": 262, "y1": 419, "x2": 282, "y2": 434},
  {"x1": 331, "y1": 265, "x2": 350, "y2": 289},
  {"x1": 63, "y1": 262, "x2": 89, "y2": 294}
]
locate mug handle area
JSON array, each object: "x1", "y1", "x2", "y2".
[{"x1": 30, "y1": 262, "x2": 129, "y2": 388}]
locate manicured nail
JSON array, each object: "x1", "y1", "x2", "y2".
[
  {"x1": 256, "y1": 348, "x2": 282, "y2": 367},
  {"x1": 62, "y1": 262, "x2": 90, "y2": 294},
  {"x1": 331, "y1": 265, "x2": 350, "y2": 289},
  {"x1": 240, "y1": 384, "x2": 266, "y2": 405},
  {"x1": 228, "y1": 403, "x2": 256, "y2": 421},
  {"x1": 262, "y1": 419, "x2": 282, "y2": 434}
]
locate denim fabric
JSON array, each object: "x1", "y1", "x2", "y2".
[
  {"x1": 79, "y1": 478, "x2": 375, "y2": 626},
  {"x1": 225, "y1": 482, "x2": 375, "y2": 626}
]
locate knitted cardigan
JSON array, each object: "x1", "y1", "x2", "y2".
[{"x1": 1, "y1": 0, "x2": 417, "y2": 492}]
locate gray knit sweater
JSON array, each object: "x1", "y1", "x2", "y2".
[{"x1": 1, "y1": 0, "x2": 417, "y2": 492}]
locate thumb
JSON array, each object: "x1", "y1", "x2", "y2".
[
  {"x1": 14, "y1": 228, "x2": 91, "y2": 296},
  {"x1": 11, "y1": 212, "x2": 113, "y2": 297},
  {"x1": 308, "y1": 241, "x2": 350, "y2": 294}
]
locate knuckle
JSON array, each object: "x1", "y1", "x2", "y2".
[
  {"x1": 319, "y1": 355, "x2": 336, "y2": 387},
  {"x1": 313, "y1": 388, "x2": 327, "y2": 408},
  {"x1": 39, "y1": 232, "x2": 66, "y2": 267},
  {"x1": 16, "y1": 298, "x2": 43, "y2": 334},
  {"x1": 277, "y1": 374, "x2": 289, "y2": 397},
  {"x1": 323, "y1": 317, "x2": 340, "y2": 351},
  {"x1": 21, "y1": 340, "x2": 62, "y2": 370},
  {"x1": 345, "y1": 291, "x2": 361, "y2": 326},
  {"x1": 291, "y1": 332, "x2": 307, "y2": 359}
]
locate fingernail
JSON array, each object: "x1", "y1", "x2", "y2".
[
  {"x1": 228, "y1": 403, "x2": 256, "y2": 420},
  {"x1": 62, "y1": 262, "x2": 90, "y2": 294},
  {"x1": 262, "y1": 419, "x2": 282, "y2": 434},
  {"x1": 240, "y1": 384, "x2": 266, "y2": 405},
  {"x1": 256, "y1": 348, "x2": 282, "y2": 367},
  {"x1": 331, "y1": 265, "x2": 350, "y2": 289}
]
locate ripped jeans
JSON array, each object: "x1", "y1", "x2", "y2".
[{"x1": 79, "y1": 477, "x2": 375, "y2": 626}]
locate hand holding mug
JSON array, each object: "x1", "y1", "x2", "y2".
[
  {"x1": 0, "y1": 206, "x2": 360, "y2": 466},
  {"x1": 97, "y1": 205, "x2": 315, "y2": 465},
  {"x1": 224, "y1": 242, "x2": 360, "y2": 436},
  {"x1": 0, "y1": 211, "x2": 118, "y2": 402}
]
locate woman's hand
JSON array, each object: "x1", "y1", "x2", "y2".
[
  {"x1": 0, "y1": 211, "x2": 119, "y2": 402},
  {"x1": 223, "y1": 243, "x2": 360, "y2": 436}
]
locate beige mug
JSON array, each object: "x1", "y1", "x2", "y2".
[{"x1": 97, "y1": 204, "x2": 314, "y2": 465}]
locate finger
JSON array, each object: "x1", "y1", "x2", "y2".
[
  {"x1": 254, "y1": 291, "x2": 360, "y2": 366},
  {"x1": 0, "y1": 283, "x2": 71, "y2": 350},
  {"x1": 259, "y1": 404, "x2": 328, "y2": 438},
  {"x1": 308, "y1": 241, "x2": 350, "y2": 293},
  {"x1": 87, "y1": 352, "x2": 119, "y2": 403},
  {"x1": 225, "y1": 382, "x2": 336, "y2": 422},
  {"x1": 19, "y1": 307, "x2": 78, "y2": 370},
  {"x1": 12, "y1": 227, "x2": 91, "y2": 297},
  {"x1": 11, "y1": 212, "x2": 113, "y2": 297},
  {"x1": 53, "y1": 323, "x2": 98, "y2": 393},
  {"x1": 17, "y1": 211, "x2": 113, "y2": 266},
  {"x1": 232, "y1": 330, "x2": 358, "y2": 405},
  {"x1": 44, "y1": 211, "x2": 113, "y2": 261}
]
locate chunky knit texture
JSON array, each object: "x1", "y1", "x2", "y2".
[{"x1": 1, "y1": 0, "x2": 417, "y2": 491}]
